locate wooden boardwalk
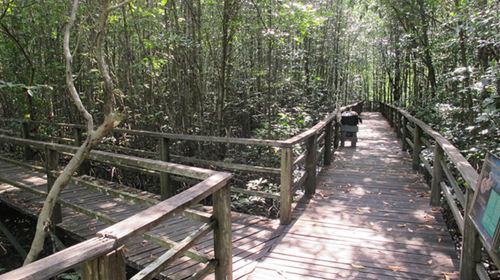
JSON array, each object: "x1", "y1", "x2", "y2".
[
  {"x1": 0, "y1": 160, "x2": 283, "y2": 279},
  {"x1": 250, "y1": 112, "x2": 459, "y2": 279}
]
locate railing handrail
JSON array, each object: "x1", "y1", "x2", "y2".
[
  {"x1": 0, "y1": 134, "x2": 216, "y2": 180},
  {"x1": 0, "y1": 135, "x2": 233, "y2": 280},
  {"x1": 0, "y1": 102, "x2": 362, "y2": 148},
  {"x1": 0, "y1": 173, "x2": 230, "y2": 280},
  {"x1": 0, "y1": 101, "x2": 362, "y2": 226},
  {"x1": 378, "y1": 101, "x2": 500, "y2": 280},
  {"x1": 382, "y1": 103, "x2": 478, "y2": 190}
]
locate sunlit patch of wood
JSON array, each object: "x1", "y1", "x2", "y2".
[{"x1": 251, "y1": 112, "x2": 459, "y2": 280}]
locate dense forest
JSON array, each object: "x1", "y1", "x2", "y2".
[
  {"x1": 0, "y1": 0, "x2": 498, "y2": 162},
  {"x1": 0, "y1": 0, "x2": 499, "y2": 278}
]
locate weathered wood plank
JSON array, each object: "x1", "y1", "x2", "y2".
[
  {"x1": 384, "y1": 104, "x2": 479, "y2": 191},
  {"x1": 430, "y1": 145, "x2": 444, "y2": 206},
  {"x1": 97, "y1": 172, "x2": 231, "y2": 240},
  {"x1": 251, "y1": 112, "x2": 458, "y2": 280},
  {"x1": 0, "y1": 134, "x2": 216, "y2": 180},
  {"x1": 0, "y1": 237, "x2": 116, "y2": 280},
  {"x1": 279, "y1": 147, "x2": 293, "y2": 225},
  {"x1": 441, "y1": 182, "x2": 464, "y2": 234},
  {"x1": 440, "y1": 159, "x2": 465, "y2": 205},
  {"x1": 304, "y1": 134, "x2": 318, "y2": 195},
  {"x1": 130, "y1": 222, "x2": 214, "y2": 280},
  {"x1": 212, "y1": 185, "x2": 233, "y2": 280}
]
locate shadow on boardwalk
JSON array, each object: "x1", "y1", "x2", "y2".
[
  {"x1": 0, "y1": 160, "x2": 283, "y2": 280},
  {"x1": 249, "y1": 112, "x2": 459, "y2": 280}
]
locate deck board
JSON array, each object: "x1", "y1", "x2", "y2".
[
  {"x1": 0, "y1": 159, "x2": 281, "y2": 279},
  {"x1": 250, "y1": 112, "x2": 459, "y2": 280},
  {"x1": 0, "y1": 112, "x2": 460, "y2": 279}
]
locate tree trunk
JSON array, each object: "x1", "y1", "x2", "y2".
[{"x1": 24, "y1": 0, "x2": 122, "y2": 264}]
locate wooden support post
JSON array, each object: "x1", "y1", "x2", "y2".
[
  {"x1": 280, "y1": 147, "x2": 293, "y2": 225},
  {"x1": 74, "y1": 127, "x2": 90, "y2": 174},
  {"x1": 396, "y1": 111, "x2": 402, "y2": 138},
  {"x1": 333, "y1": 120, "x2": 340, "y2": 149},
  {"x1": 82, "y1": 248, "x2": 126, "y2": 280},
  {"x1": 159, "y1": 138, "x2": 173, "y2": 199},
  {"x1": 323, "y1": 121, "x2": 333, "y2": 165},
  {"x1": 430, "y1": 145, "x2": 444, "y2": 206},
  {"x1": 459, "y1": 188, "x2": 481, "y2": 280},
  {"x1": 390, "y1": 107, "x2": 396, "y2": 127},
  {"x1": 46, "y1": 148, "x2": 62, "y2": 224},
  {"x1": 213, "y1": 185, "x2": 233, "y2": 280},
  {"x1": 412, "y1": 125, "x2": 422, "y2": 170},
  {"x1": 387, "y1": 106, "x2": 390, "y2": 122},
  {"x1": 394, "y1": 109, "x2": 398, "y2": 129},
  {"x1": 387, "y1": 107, "x2": 392, "y2": 127},
  {"x1": 401, "y1": 117, "x2": 408, "y2": 151},
  {"x1": 73, "y1": 127, "x2": 84, "y2": 145},
  {"x1": 21, "y1": 121, "x2": 34, "y2": 160},
  {"x1": 305, "y1": 134, "x2": 318, "y2": 196}
]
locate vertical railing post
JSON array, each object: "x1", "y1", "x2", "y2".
[
  {"x1": 46, "y1": 148, "x2": 62, "y2": 224},
  {"x1": 401, "y1": 117, "x2": 408, "y2": 151},
  {"x1": 21, "y1": 121, "x2": 34, "y2": 160},
  {"x1": 159, "y1": 137, "x2": 173, "y2": 199},
  {"x1": 323, "y1": 120, "x2": 333, "y2": 165},
  {"x1": 396, "y1": 111, "x2": 402, "y2": 139},
  {"x1": 430, "y1": 145, "x2": 444, "y2": 206},
  {"x1": 280, "y1": 147, "x2": 293, "y2": 225},
  {"x1": 81, "y1": 248, "x2": 126, "y2": 280},
  {"x1": 213, "y1": 184, "x2": 233, "y2": 280},
  {"x1": 393, "y1": 108, "x2": 398, "y2": 129},
  {"x1": 333, "y1": 119, "x2": 340, "y2": 149},
  {"x1": 388, "y1": 107, "x2": 393, "y2": 127},
  {"x1": 305, "y1": 134, "x2": 318, "y2": 196},
  {"x1": 412, "y1": 125, "x2": 422, "y2": 170},
  {"x1": 459, "y1": 188, "x2": 481, "y2": 280},
  {"x1": 386, "y1": 107, "x2": 391, "y2": 126},
  {"x1": 391, "y1": 107, "x2": 396, "y2": 127},
  {"x1": 73, "y1": 127, "x2": 84, "y2": 145}
]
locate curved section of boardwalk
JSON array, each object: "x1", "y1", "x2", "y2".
[
  {"x1": 250, "y1": 112, "x2": 459, "y2": 279},
  {"x1": 0, "y1": 160, "x2": 282, "y2": 279}
]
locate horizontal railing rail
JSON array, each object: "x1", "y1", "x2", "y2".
[
  {"x1": 0, "y1": 135, "x2": 232, "y2": 280},
  {"x1": 379, "y1": 102, "x2": 499, "y2": 280},
  {"x1": 0, "y1": 101, "x2": 362, "y2": 225}
]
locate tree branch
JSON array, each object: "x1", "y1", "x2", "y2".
[{"x1": 23, "y1": 0, "x2": 121, "y2": 265}]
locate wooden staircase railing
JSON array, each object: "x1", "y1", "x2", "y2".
[
  {"x1": 0, "y1": 101, "x2": 362, "y2": 225},
  {"x1": 379, "y1": 102, "x2": 499, "y2": 280},
  {"x1": 0, "y1": 135, "x2": 232, "y2": 280}
]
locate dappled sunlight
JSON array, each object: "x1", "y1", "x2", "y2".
[{"x1": 252, "y1": 113, "x2": 458, "y2": 279}]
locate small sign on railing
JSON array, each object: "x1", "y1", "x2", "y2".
[{"x1": 470, "y1": 154, "x2": 500, "y2": 253}]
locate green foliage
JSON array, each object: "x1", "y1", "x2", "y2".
[{"x1": 58, "y1": 273, "x2": 80, "y2": 280}]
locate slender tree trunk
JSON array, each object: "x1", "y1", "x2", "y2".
[{"x1": 24, "y1": 0, "x2": 122, "y2": 264}]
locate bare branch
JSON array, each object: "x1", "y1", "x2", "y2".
[
  {"x1": 63, "y1": 0, "x2": 93, "y2": 132},
  {"x1": 96, "y1": 0, "x2": 116, "y2": 115},
  {"x1": 108, "y1": 0, "x2": 129, "y2": 12},
  {"x1": 24, "y1": 0, "x2": 122, "y2": 265}
]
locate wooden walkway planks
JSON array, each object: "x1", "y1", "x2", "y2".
[
  {"x1": 250, "y1": 112, "x2": 459, "y2": 280},
  {"x1": 0, "y1": 160, "x2": 283, "y2": 280}
]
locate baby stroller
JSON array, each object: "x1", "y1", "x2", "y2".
[{"x1": 340, "y1": 111, "x2": 362, "y2": 147}]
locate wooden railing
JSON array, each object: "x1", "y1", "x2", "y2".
[
  {"x1": 0, "y1": 135, "x2": 232, "y2": 280},
  {"x1": 0, "y1": 101, "x2": 362, "y2": 225},
  {"x1": 380, "y1": 102, "x2": 499, "y2": 280}
]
